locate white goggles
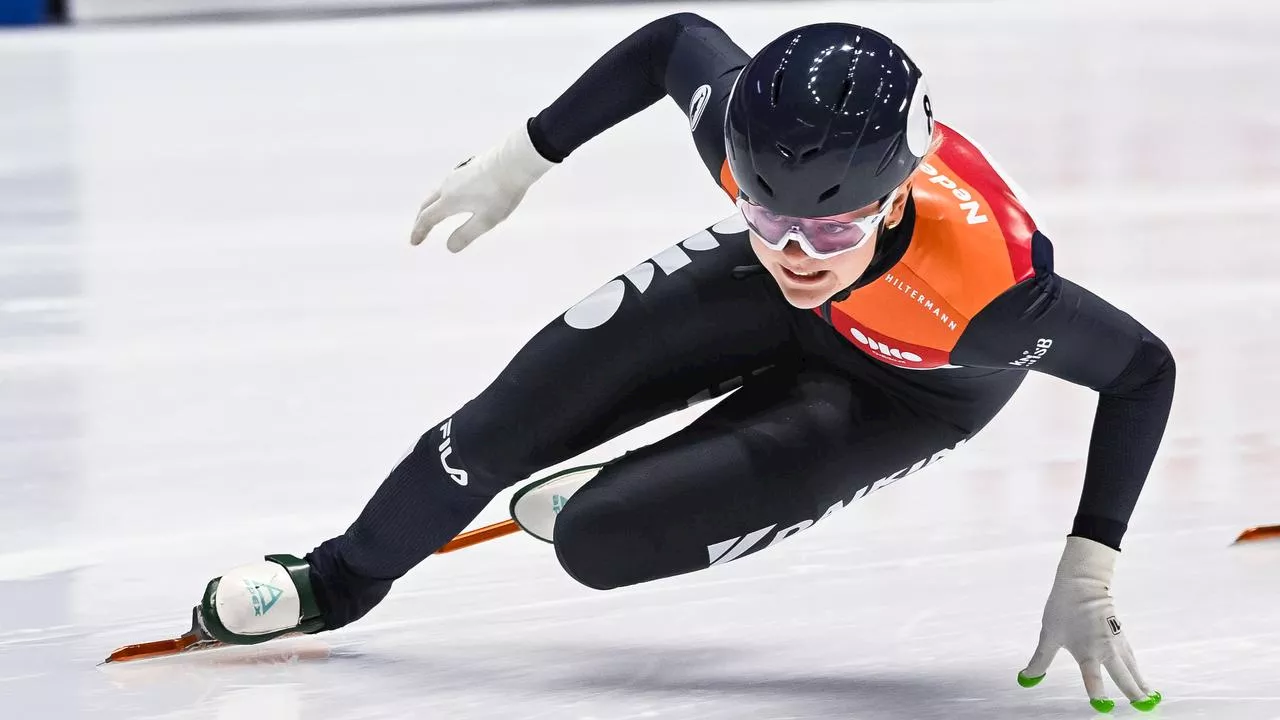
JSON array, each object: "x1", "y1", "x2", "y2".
[{"x1": 737, "y1": 189, "x2": 898, "y2": 260}]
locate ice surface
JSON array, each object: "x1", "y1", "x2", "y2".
[{"x1": 2, "y1": 1, "x2": 1279, "y2": 717}]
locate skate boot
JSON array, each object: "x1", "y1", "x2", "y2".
[{"x1": 198, "y1": 554, "x2": 326, "y2": 645}]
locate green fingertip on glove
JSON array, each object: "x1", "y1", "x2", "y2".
[
  {"x1": 1131, "y1": 691, "x2": 1163, "y2": 712},
  {"x1": 1017, "y1": 672, "x2": 1161, "y2": 713},
  {"x1": 1086, "y1": 691, "x2": 1161, "y2": 714},
  {"x1": 1016, "y1": 671, "x2": 1044, "y2": 688}
]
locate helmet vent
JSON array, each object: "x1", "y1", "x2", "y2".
[
  {"x1": 775, "y1": 143, "x2": 794, "y2": 159},
  {"x1": 877, "y1": 134, "x2": 904, "y2": 174},
  {"x1": 770, "y1": 68, "x2": 786, "y2": 106},
  {"x1": 835, "y1": 78, "x2": 856, "y2": 113},
  {"x1": 755, "y1": 175, "x2": 776, "y2": 197},
  {"x1": 819, "y1": 184, "x2": 841, "y2": 202}
]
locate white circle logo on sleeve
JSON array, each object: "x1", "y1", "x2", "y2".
[{"x1": 689, "y1": 84, "x2": 712, "y2": 131}]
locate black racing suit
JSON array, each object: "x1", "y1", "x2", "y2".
[{"x1": 304, "y1": 14, "x2": 1175, "y2": 630}]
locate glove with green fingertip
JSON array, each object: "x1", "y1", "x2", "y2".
[{"x1": 1017, "y1": 536, "x2": 1163, "y2": 714}]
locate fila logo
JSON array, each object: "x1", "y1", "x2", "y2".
[
  {"x1": 688, "y1": 84, "x2": 712, "y2": 131},
  {"x1": 849, "y1": 326, "x2": 924, "y2": 363},
  {"x1": 437, "y1": 418, "x2": 468, "y2": 486},
  {"x1": 706, "y1": 438, "x2": 968, "y2": 567},
  {"x1": 918, "y1": 162, "x2": 989, "y2": 225},
  {"x1": 1107, "y1": 616, "x2": 1122, "y2": 635}
]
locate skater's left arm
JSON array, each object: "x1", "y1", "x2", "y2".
[
  {"x1": 950, "y1": 245, "x2": 1177, "y2": 552},
  {"x1": 951, "y1": 244, "x2": 1172, "y2": 711},
  {"x1": 409, "y1": 14, "x2": 749, "y2": 250}
]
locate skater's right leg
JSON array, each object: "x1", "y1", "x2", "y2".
[{"x1": 199, "y1": 221, "x2": 803, "y2": 643}]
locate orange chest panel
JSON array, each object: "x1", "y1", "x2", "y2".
[
  {"x1": 825, "y1": 267, "x2": 971, "y2": 369},
  {"x1": 820, "y1": 125, "x2": 1038, "y2": 370}
]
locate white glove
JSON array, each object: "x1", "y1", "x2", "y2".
[
  {"x1": 410, "y1": 122, "x2": 556, "y2": 252},
  {"x1": 1018, "y1": 536, "x2": 1162, "y2": 714}
]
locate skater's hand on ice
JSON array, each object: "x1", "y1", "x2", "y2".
[
  {"x1": 410, "y1": 123, "x2": 555, "y2": 253},
  {"x1": 1017, "y1": 536, "x2": 1162, "y2": 714}
]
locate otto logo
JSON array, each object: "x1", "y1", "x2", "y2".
[
  {"x1": 849, "y1": 326, "x2": 923, "y2": 363},
  {"x1": 1010, "y1": 338, "x2": 1053, "y2": 368},
  {"x1": 918, "y1": 162, "x2": 989, "y2": 225}
]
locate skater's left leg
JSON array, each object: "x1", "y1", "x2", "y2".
[
  {"x1": 198, "y1": 223, "x2": 803, "y2": 642},
  {"x1": 301, "y1": 228, "x2": 800, "y2": 629}
]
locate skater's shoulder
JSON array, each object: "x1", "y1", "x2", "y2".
[
  {"x1": 910, "y1": 123, "x2": 1040, "y2": 248},
  {"x1": 893, "y1": 123, "x2": 1046, "y2": 311}
]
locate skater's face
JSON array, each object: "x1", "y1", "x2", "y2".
[{"x1": 748, "y1": 183, "x2": 911, "y2": 309}]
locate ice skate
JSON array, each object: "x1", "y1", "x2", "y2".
[
  {"x1": 101, "y1": 554, "x2": 325, "y2": 664},
  {"x1": 196, "y1": 553, "x2": 326, "y2": 645}
]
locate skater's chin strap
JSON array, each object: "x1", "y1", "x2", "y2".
[{"x1": 731, "y1": 264, "x2": 767, "y2": 280}]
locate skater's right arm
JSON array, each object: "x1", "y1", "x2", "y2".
[
  {"x1": 529, "y1": 13, "x2": 750, "y2": 191},
  {"x1": 410, "y1": 14, "x2": 748, "y2": 251}
]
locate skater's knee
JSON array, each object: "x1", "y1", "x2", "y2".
[{"x1": 553, "y1": 492, "x2": 654, "y2": 591}]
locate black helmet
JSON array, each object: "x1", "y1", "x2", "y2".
[{"x1": 725, "y1": 23, "x2": 934, "y2": 218}]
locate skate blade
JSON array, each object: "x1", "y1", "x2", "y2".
[
  {"x1": 1233, "y1": 524, "x2": 1280, "y2": 545},
  {"x1": 436, "y1": 518, "x2": 521, "y2": 553},
  {"x1": 99, "y1": 605, "x2": 222, "y2": 665},
  {"x1": 99, "y1": 631, "x2": 221, "y2": 665}
]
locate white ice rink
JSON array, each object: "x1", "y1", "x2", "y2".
[{"x1": 2, "y1": 0, "x2": 1279, "y2": 717}]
